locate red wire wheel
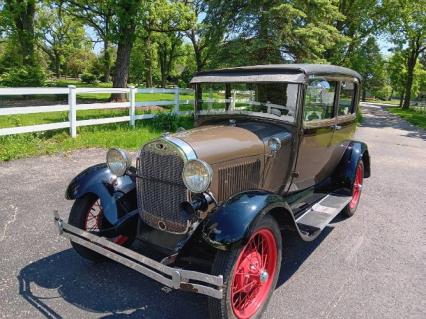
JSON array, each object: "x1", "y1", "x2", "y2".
[
  {"x1": 349, "y1": 161, "x2": 364, "y2": 210},
  {"x1": 208, "y1": 215, "x2": 282, "y2": 319},
  {"x1": 83, "y1": 198, "x2": 128, "y2": 245},
  {"x1": 230, "y1": 228, "x2": 278, "y2": 319}
]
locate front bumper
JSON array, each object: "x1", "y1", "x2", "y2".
[{"x1": 53, "y1": 211, "x2": 223, "y2": 299}]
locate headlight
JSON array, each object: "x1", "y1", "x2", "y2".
[
  {"x1": 106, "y1": 148, "x2": 131, "y2": 176},
  {"x1": 182, "y1": 159, "x2": 213, "y2": 193}
]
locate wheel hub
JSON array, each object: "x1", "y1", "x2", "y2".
[{"x1": 259, "y1": 270, "x2": 269, "y2": 283}]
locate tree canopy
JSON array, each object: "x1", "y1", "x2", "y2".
[{"x1": 0, "y1": 0, "x2": 424, "y2": 105}]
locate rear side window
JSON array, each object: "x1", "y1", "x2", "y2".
[
  {"x1": 338, "y1": 81, "x2": 356, "y2": 115},
  {"x1": 304, "y1": 78, "x2": 337, "y2": 121}
]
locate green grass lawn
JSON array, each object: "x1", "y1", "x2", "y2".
[
  {"x1": 0, "y1": 80, "x2": 198, "y2": 161},
  {"x1": 0, "y1": 114, "x2": 193, "y2": 161},
  {"x1": 388, "y1": 107, "x2": 426, "y2": 130}
]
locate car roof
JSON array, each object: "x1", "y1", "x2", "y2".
[{"x1": 190, "y1": 64, "x2": 361, "y2": 84}]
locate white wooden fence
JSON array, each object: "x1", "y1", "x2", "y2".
[{"x1": 0, "y1": 86, "x2": 194, "y2": 137}]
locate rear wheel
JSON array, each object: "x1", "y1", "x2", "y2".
[
  {"x1": 68, "y1": 193, "x2": 131, "y2": 262},
  {"x1": 208, "y1": 215, "x2": 282, "y2": 319},
  {"x1": 342, "y1": 160, "x2": 364, "y2": 217}
]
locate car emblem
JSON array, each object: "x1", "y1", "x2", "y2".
[{"x1": 155, "y1": 143, "x2": 165, "y2": 150}]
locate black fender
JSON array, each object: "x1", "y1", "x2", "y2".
[
  {"x1": 333, "y1": 140, "x2": 370, "y2": 193},
  {"x1": 65, "y1": 163, "x2": 136, "y2": 225},
  {"x1": 202, "y1": 191, "x2": 303, "y2": 251}
]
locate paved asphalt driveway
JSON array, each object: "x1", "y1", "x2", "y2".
[{"x1": 0, "y1": 104, "x2": 425, "y2": 319}]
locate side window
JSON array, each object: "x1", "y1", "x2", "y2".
[
  {"x1": 338, "y1": 81, "x2": 356, "y2": 115},
  {"x1": 304, "y1": 78, "x2": 337, "y2": 121}
]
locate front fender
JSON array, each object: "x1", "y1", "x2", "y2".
[
  {"x1": 202, "y1": 191, "x2": 293, "y2": 251},
  {"x1": 65, "y1": 163, "x2": 136, "y2": 225}
]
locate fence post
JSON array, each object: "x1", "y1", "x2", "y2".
[
  {"x1": 68, "y1": 85, "x2": 77, "y2": 138},
  {"x1": 129, "y1": 86, "x2": 136, "y2": 127},
  {"x1": 231, "y1": 90, "x2": 236, "y2": 110},
  {"x1": 174, "y1": 87, "x2": 180, "y2": 113}
]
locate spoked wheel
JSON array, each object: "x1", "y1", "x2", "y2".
[
  {"x1": 342, "y1": 160, "x2": 364, "y2": 217},
  {"x1": 209, "y1": 215, "x2": 282, "y2": 319},
  {"x1": 83, "y1": 198, "x2": 129, "y2": 245},
  {"x1": 68, "y1": 193, "x2": 131, "y2": 261}
]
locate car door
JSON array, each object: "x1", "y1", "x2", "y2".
[
  {"x1": 328, "y1": 79, "x2": 359, "y2": 169},
  {"x1": 291, "y1": 77, "x2": 338, "y2": 191}
]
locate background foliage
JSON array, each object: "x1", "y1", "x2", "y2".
[{"x1": 0, "y1": 0, "x2": 424, "y2": 106}]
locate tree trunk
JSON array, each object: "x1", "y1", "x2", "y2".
[
  {"x1": 362, "y1": 88, "x2": 367, "y2": 102},
  {"x1": 145, "y1": 34, "x2": 153, "y2": 88},
  {"x1": 403, "y1": 52, "x2": 417, "y2": 109},
  {"x1": 6, "y1": 0, "x2": 36, "y2": 66},
  {"x1": 111, "y1": 1, "x2": 141, "y2": 100},
  {"x1": 112, "y1": 29, "x2": 135, "y2": 101},
  {"x1": 103, "y1": 39, "x2": 111, "y2": 82},
  {"x1": 188, "y1": 29, "x2": 204, "y2": 72},
  {"x1": 399, "y1": 90, "x2": 405, "y2": 108}
]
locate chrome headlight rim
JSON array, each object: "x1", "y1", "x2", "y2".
[
  {"x1": 106, "y1": 148, "x2": 131, "y2": 177},
  {"x1": 182, "y1": 159, "x2": 213, "y2": 193}
]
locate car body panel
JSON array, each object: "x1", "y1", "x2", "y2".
[
  {"x1": 201, "y1": 191, "x2": 295, "y2": 250},
  {"x1": 172, "y1": 125, "x2": 265, "y2": 164}
]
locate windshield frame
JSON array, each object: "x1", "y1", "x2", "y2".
[{"x1": 193, "y1": 82, "x2": 301, "y2": 124}]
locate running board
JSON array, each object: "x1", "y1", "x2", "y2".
[{"x1": 295, "y1": 194, "x2": 351, "y2": 235}]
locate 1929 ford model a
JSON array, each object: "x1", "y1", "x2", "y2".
[{"x1": 54, "y1": 64, "x2": 370, "y2": 319}]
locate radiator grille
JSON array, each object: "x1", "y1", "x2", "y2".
[
  {"x1": 136, "y1": 141, "x2": 191, "y2": 233},
  {"x1": 218, "y1": 160, "x2": 261, "y2": 201}
]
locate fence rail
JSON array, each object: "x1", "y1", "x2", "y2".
[{"x1": 0, "y1": 86, "x2": 194, "y2": 137}]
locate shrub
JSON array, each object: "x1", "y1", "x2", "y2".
[
  {"x1": 80, "y1": 72, "x2": 97, "y2": 84},
  {"x1": 150, "y1": 112, "x2": 193, "y2": 132},
  {"x1": 0, "y1": 65, "x2": 46, "y2": 87}
]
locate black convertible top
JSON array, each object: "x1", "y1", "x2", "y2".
[{"x1": 190, "y1": 64, "x2": 361, "y2": 84}]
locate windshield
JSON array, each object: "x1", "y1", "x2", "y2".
[{"x1": 195, "y1": 82, "x2": 299, "y2": 123}]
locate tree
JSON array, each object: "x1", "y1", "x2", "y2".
[
  {"x1": 2, "y1": 0, "x2": 37, "y2": 66},
  {"x1": 63, "y1": 0, "x2": 115, "y2": 82},
  {"x1": 38, "y1": 3, "x2": 90, "y2": 78},
  {"x1": 326, "y1": 0, "x2": 379, "y2": 64},
  {"x1": 381, "y1": 0, "x2": 426, "y2": 108},
  {"x1": 111, "y1": 0, "x2": 143, "y2": 100},
  {"x1": 157, "y1": 32, "x2": 184, "y2": 87},
  {"x1": 388, "y1": 50, "x2": 408, "y2": 106},
  {"x1": 183, "y1": 0, "x2": 227, "y2": 72},
  {"x1": 142, "y1": 0, "x2": 195, "y2": 86},
  {"x1": 348, "y1": 37, "x2": 387, "y2": 100},
  {"x1": 205, "y1": 0, "x2": 348, "y2": 66}
]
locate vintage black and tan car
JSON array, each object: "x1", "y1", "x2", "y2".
[{"x1": 54, "y1": 64, "x2": 370, "y2": 319}]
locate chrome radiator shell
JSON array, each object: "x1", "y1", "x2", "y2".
[{"x1": 136, "y1": 139, "x2": 193, "y2": 234}]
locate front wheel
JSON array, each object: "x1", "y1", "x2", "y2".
[
  {"x1": 208, "y1": 215, "x2": 282, "y2": 319},
  {"x1": 68, "y1": 193, "x2": 132, "y2": 262},
  {"x1": 342, "y1": 160, "x2": 364, "y2": 217}
]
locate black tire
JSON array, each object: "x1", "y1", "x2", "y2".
[
  {"x1": 208, "y1": 215, "x2": 282, "y2": 319},
  {"x1": 342, "y1": 160, "x2": 364, "y2": 217},
  {"x1": 68, "y1": 193, "x2": 132, "y2": 262}
]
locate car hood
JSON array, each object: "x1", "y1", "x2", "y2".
[{"x1": 171, "y1": 125, "x2": 265, "y2": 164}]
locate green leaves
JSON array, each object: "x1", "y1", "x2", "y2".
[{"x1": 205, "y1": 0, "x2": 349, "y2": 65}]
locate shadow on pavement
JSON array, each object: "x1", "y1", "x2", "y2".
[
  {"x1": 360, "y1": 105, "x2": 426, "y2": 141},
  {"x1": 276, "y1": 227, "x2": 333, "y2": 287},
  {"x1": 18, "y1": 249, "x2": 207, "y2": 319},
  {"x1": 18, "y1": 226, "x2": 335, "y2": 318}
]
